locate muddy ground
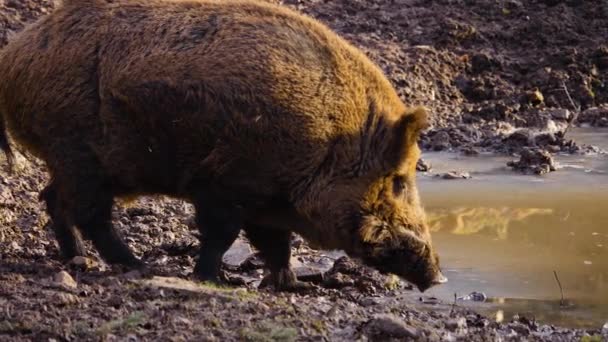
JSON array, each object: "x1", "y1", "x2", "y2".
[{"x1": 1, "y1": 0, "x2": 608, "y2": 341}]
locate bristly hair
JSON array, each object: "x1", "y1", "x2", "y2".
[{"x1": 0, "y1": 114, "x2": 14, "y2": 170}]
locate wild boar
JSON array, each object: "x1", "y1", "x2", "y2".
[{"x1": 0, "y1": 0, "x2": 446, "y2": 291}]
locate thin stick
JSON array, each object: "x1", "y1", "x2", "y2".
[
  {"x1": 450, "y1": 292, "x2": 458, "y2": 316},
  {"x1": 553, "y1": 270, "x2": 565, "y2": 307},
  {"x1": 561, "y1": 81, "x2": 581, "y2": 138}
]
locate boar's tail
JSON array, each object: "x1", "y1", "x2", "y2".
[{"x1": 0, "y1": 114, "x2": 14, "y2": 170}]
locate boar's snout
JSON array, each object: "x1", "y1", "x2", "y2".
[
  {"x1": 417, "y1": 270, "x2": 448, "y2": 292},
  {"x1": 358, "y1": 217, "x2": 446, "y2": 293}
]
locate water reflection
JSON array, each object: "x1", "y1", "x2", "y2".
[
  {"x1": 419, "y1": 132, "x2": 608, "y2": 328},
  {"x1": 427, "y1": 207, "x2": 553, "y2": 240}
]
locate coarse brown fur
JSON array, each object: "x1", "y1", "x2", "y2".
[{"x1": 0, "y1": 0, "x2": 445, "y2": 291}]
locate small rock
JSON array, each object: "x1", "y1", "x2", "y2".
[
  {"x1": 69, "y1": 256, "x2": 98, "y2": 270},
  {"x1": 504, "y1": 129, "x2": 533, "y2": 149},
  {"x1": 9, "y1": 241, "x2": 22, "y2": 252},
  {"x1": 437, "y1": 171, "x2": 471, "y2": 180},
  {"x1": 547, "y1": 108, "x2": 570, "y2": 121},
  {"x1": 578, "y1": 106, "x2": 608, "y2": 126},
  {"x1": 174, "y1": 316, "x2": 193, "y2": 326},
  {"x1": 359, "y1": 297, "x2": 381, "y2": 307},
  {"x1": 222, "y1": 239, "x2": 253, "y2": 270},
  {"x1": 0, "y1": 187, "x2": 14, "y2": 203},
  {"x1": 53, "y1": 271, "x2": 77, "y2": 289},
  {"x1": 507, "y1": 148, "x2": 556, "y2": 175},
  {"x1": 323, "y1": 273, "x2": 355, "y2": 289},
  {"x1": 294, "y1": 266, "x2": 324, "y2": 283},
  {"x1": 446, "y1": 317, "x2": 467, "y2": 332},
  {"x1": 457, "y1": 291, "x2": 487, "y2": 302},
  {"x1": 364, "y1": 314, "x2": 418, "y2": 339},
  {"x1": 431, "y1": 131, "x2": 451, "y2": 151},
  {"x1": 54, "y1": 292, "x2": 80, "y2": 305},
  {"x1": 416, "y1": 158, "x2": 432, "y2": 172}
]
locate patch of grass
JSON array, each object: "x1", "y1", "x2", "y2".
[
  {"x1": 198, "y1": 281, "x2": 234, "y2": 292},
  {"x1": 311, "y1": 319, "x2": 326, "y2": 333},
  {"x1": 580, "y1": 335, "x2": 602, "y2": 342},
  {"x1": 235, "y1": 288, "x2": 258, "y2": 300},
  {"x1": 239, "y1": 323, "x2": 298, "y2": 342},
  {"x1": 97, "y1": 311, "x2": 146, "y2": 336},
  {"x1": 384, "y1": 274, "x2": 400, "y2": 290}
]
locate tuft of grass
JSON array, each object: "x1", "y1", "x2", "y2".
[
  {"x1": 580, "y1": 335, "x2": 602, "y2": 342},
  {"x1": 311, "y1": 320, "x2": 326, "y2": 333},
  {"x1": 97, "y1": 311, "x2": 146, "y2": 336},
  {"x1": 239, "y1": 323, "x2": 298, "y2": 342},
  {"x1": 384, "y1": 274, "x2": 400, "y2": 290}
]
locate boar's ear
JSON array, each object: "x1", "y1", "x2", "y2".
[{"x1": 385, "y1": 106, "x2": 429, "y2": 169}]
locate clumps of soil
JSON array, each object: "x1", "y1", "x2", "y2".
[
  {"x1": 578, "y1": 105, "x2": 608, "y2": 127},
  {"x1": 286, "y1": 0, "x2": 608, "y2": 155},
  {"x1": 507, "y1": 148, "x2": 557, "y2": 175}
]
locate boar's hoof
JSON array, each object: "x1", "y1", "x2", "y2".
[
  {"x1": 259, "y1": 269, "x2": 316, "y2": 292},
  {"x1": 193, "y1": 269, "x2": 231, "y2": 285},
  {"x1": 111, "y1": 258, "x2": 147, "y2": 274}
]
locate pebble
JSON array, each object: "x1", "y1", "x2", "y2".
[
  {"x1": 437, "y1": 171, "x2": 471, "y2": 180},
  {"x1": 69, "y1": 256, "x2": 97, "y2": 270},
  {"x1": 416, "y1": 158, "x2": 432, "y2": 172},
  {"x1": 53, "y1": 271, "x2": 77, "y2": 289},
  {"x1": 365, "y1": 314, "x2": 418, "y2": 339},
  {"x1": 547, "y1": 108, "x2": 570, "y2": 121},
  {"x1": 458, "y1": 291, "x2": 487, "y2": 302},
  {"x1": 446, "y1": 317, "x2": 467, "y2": 332}
]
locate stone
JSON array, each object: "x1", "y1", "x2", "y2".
[
  {"x1": 365, "y1": 314, "x2": 418, "y2": 339},
  {"x1": 437, "y1": 171, "x2": 471, "y2": 180},
  {"x1": 54, "y1": 292, "x2": 80, "y2": 305},
  {"x1": 53, "y1": 271, "x2": 77, "y2": 289},
  {"x1": 446, "y1": 317, "x2": 467, "y2": 332},
  {"x1": 323, "y1": 273, "x2": 355, "y2": 289},
  {"x1": 431, "y1": 131, "x2": 451, "y2": 151},
  {"x1": 416, "y1": 158, "x2": 432, "y2": 172},
  {"x1": 69, "y1": 256, "x2": 98, "y2": 270},
  {"x1": 457, "y1": 291, "x2": 487, "y2": 302},
  {"x1": 507, "y1": 148, "x2": 556, "y2": 175},
  {"x1": 547, "y1": 108, "x2": 570, "y2": 121},
  {"x1": 222, "y1": 239, "x2": 253, "y2": 270},
  {"x1": 293, "y1": 266, "x2": 324, "y2": 283}
]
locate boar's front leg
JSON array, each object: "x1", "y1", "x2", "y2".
[
  {"x1": 192, "y1": 195, "x2": 242, "y2": 282},
  {"x1": 245, "y1": 225, "x2": 314, "y2": 292},
  {"x1": 40, "y1": 181, "x2": 86, "y2": 260}
]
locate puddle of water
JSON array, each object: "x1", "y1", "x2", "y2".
[{"x1": 420, "y1": 128, "x2": 608, "y2": 329}]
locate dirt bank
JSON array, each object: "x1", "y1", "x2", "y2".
[{"x1": 1, "y1": 0, "x2": 607, "y2": 340}]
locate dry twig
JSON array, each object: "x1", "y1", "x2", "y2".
[{"x1": 553, "y1": 270, "x2": 565, "y2": 307}]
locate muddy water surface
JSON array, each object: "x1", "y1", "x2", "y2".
[{"x1": 420, "y1": 129, "x2": 608, "y2": 328}]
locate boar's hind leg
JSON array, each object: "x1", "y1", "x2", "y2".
[
  {"x1": 49, "y1": 150, "x2": 142, "y2": 269},
  {"x1": 192, "y1": 196, "x2": 242, "y2": 283},
  {"x1": 245, "y1": 226, "x2": 314, "y2": 292},
  {"x1": 40, "y1": 182, "x2": 86, "y2": 260}
]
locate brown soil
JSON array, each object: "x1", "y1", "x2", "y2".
[{"x1": 1, "y1": 0, "x2": 607, "y2": 341}]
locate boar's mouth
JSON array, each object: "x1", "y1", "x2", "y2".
[{"x1": 357, "y1": 230, "x2": 445, "y2": 292}]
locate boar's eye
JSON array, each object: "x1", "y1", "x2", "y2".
[{"x1": 392, "y1": 175, "x2": 407, "y2": 197}]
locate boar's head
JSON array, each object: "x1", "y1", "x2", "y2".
[
  {"x1": 355, "y1": 106, "x2": 445, "y2": 292},
  {"x1": 304, "y1": 105, "x2": 446, "y2": 292}
]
